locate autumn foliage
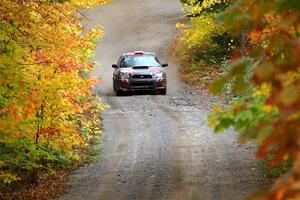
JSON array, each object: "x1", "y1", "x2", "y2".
[
  {"x1": 177, "y1": 0, "x2": 300, "y2": 199},
  {"x1": 209, "y1": 0, "x2": 300, "y2": 199},
  {"x1": 175, "y1": 0, "x2": 233, "y2": 89},
  {"x1": 0, "y1": 0, "x2": 109, "y2": 187}
]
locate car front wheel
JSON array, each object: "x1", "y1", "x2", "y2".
[
  {"x1": 158, "y1": 89, "x2": 167, "y2": 95},
  {"x1": 116, "y1": 90, "x2": 123, "y2": 96}
]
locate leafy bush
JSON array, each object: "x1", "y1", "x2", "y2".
[
  {"x1": 209, "y1": 0, "x2": 300, "y2": 198},
  {"x1": 174, "y1": 0, "x2": 237, "y2": 89},
  {"x1": 0, "y1": 0, "x2": 110, "y2": 187},
  {"x1": 209, "y1": 83, "x2": 280, "y2": 142}
]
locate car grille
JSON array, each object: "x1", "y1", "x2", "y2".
[
  {"x1": 131, "y1": 81, "x2": 153, "y2": 86},
  {"x1": 132, "y1": 75, "x2": 152, "y2": 79}
]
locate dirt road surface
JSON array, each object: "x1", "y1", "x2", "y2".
[{"x1": 58, "y1": 1, "x2": 269, "y2": 200}]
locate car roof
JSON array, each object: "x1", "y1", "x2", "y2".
[{"x1": 122, "y1": 51, "x2": 156, "y2": 57}]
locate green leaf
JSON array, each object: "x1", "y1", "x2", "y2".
[{"x1": 210, "y1": 76, "x2": 228, "y2": 94}]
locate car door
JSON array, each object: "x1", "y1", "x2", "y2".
[{"x1": 113, "y1": 56, "x2": 123, "y2": 80}]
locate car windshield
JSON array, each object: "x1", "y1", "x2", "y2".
[{"x1": 120, "y1": 55, "x2": 161, "y2": 68}]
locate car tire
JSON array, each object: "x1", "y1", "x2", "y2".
[
  {"x1": 159, "y1": 89, "x2": 167, "y2": 95},
  {"x1": 113, "y1": 82, "x2": 116, "y2": 92},
  {"x1": 116, "y1": 90, "x2": 123, "y2": 96}
]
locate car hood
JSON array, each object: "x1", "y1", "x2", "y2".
[{"x1": 119, "y1": 67, "x2": 163, "y2": 75}]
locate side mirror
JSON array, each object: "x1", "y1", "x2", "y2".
[
  {"x1": 112, "y1": 64, "x2": 118, "y2": 68},
  {"x1": 162, "y1": 63, "x2": 168, "y2": 67}
]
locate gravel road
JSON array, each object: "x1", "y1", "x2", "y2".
[{"x1": 58, "y1": 0, "x2": 269, "y2": 200}]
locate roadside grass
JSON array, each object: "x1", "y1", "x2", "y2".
[
  {"x1": 0, "y1": 138, "x2": 102, "y2": 200},
  {"x1": 259, "y1": 159, "x2": 293, "y2": 179}
]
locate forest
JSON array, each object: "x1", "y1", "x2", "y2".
[
  {"x1": 0, "y1": 0, "x2": 109, "y2": 197},
  {"x1": 1, "y1": 0, "x2": 300, "y2": 199}
]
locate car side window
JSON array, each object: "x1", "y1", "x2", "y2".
[
  {"x1": 119, "y1": 57, "x2": 126, "y2": 67},
  {"x1": 117, "y1": 56, "x2": 124, "y2": 67}
]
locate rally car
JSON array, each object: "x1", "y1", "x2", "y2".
[{"x1": 112, "y1": 51, "x2": 168, "y2": 96}]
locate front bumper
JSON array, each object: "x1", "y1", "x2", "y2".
[{"x1": 115, "y1": 78, "x2": 167, "y2": 91}]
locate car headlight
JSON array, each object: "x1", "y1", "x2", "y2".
[
  {"x1": 153, "y1": 72, "x2": 163, "y2": 78},
  {"x1": 120, "y1": 72, "x2": 130, "y2": 79}
]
